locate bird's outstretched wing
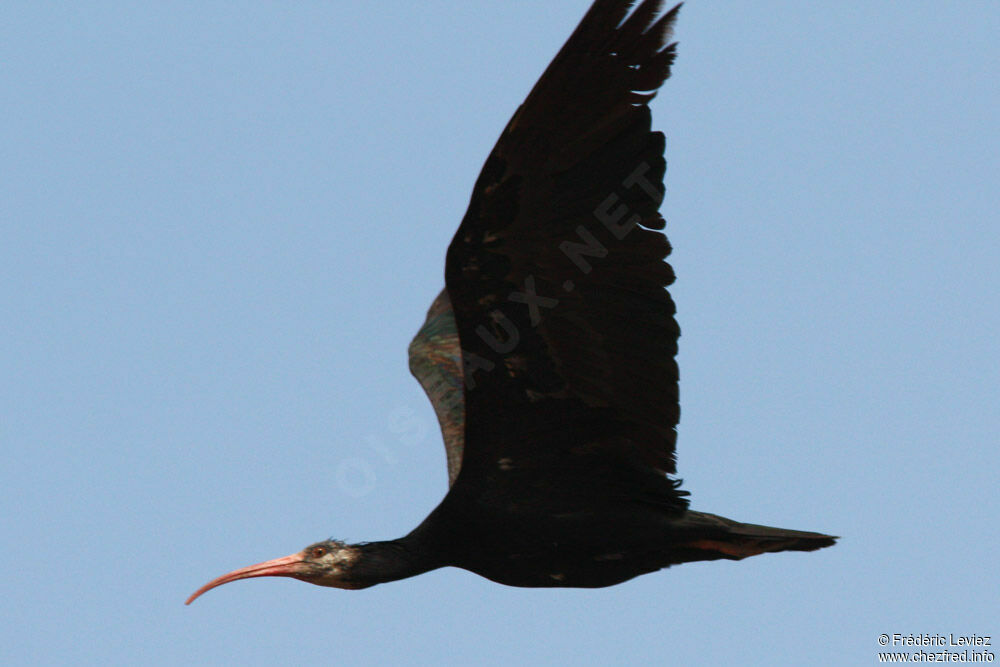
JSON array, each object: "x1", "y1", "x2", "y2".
[
  {"x1": 408, "y1": 289, "x2": 465, "y2": 487},
  {"x1": 444, "y1": 0, "x2": 685, "y2": 510}
]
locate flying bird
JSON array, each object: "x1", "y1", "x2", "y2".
[{"x1": 187, "y1": 0, "x2": 835, "y2": 605}]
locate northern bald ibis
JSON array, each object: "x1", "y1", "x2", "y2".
[{"x1": 187, "y1": 0, "x2": 835, "y2": 605}]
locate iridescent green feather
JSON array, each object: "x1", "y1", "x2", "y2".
[{"x1": 408, "y1": 289, "x2": 465, "y2": 486}]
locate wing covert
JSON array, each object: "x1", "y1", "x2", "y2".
[{"x1": 408, "y1": 289, "x2": 465, "y2": 486}]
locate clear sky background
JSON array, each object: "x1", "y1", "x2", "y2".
[{"x1": 3, "y1": 1, "x2": 998, "y2": 665}]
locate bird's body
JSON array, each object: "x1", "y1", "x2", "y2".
[{"x1": 188, "y1": 0, "x2": 835, "y2": 605}]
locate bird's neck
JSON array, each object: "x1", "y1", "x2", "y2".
[{"x1": 344, "y1": 533, "x2": 444, "y2": 588}]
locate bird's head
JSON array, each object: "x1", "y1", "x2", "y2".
[{"x1": 186, "y1": 539, "x2": 365, "y2": 604}]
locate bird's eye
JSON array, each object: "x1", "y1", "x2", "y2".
[{"x1": 310, "y1": 546, "x2": 326, "y2": 558}]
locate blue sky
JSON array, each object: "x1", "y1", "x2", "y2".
[{"x1": 3, "y1": 1, "x2": 998, "y2": 665}]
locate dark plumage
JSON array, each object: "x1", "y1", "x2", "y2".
[{"x1": 187, "y1": 0, "x2": 835, "y2": 605}]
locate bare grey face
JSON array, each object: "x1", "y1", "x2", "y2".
[{"x1": 298, "y1": 540, "x2": 365, "y2": 589}]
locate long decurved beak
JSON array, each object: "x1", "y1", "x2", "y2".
[{"x1": 186, "y1": 552, "x2": 307, "y2": 605}]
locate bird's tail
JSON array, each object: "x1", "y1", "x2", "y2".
[{"x1": 671, "y1": 511, "x2": 837, "y2": 563}]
